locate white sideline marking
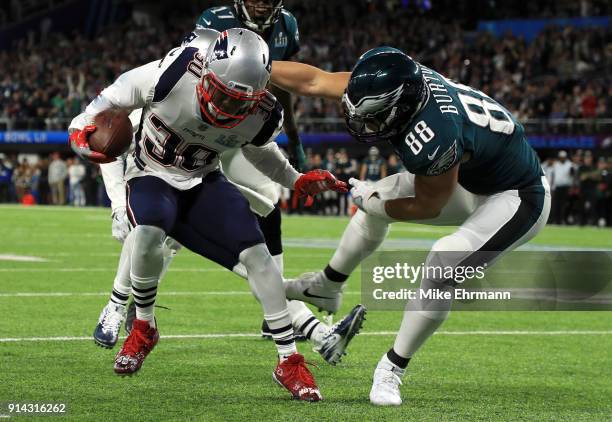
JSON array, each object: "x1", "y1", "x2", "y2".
[
  {"x1": 0, "y1": 291, "x2": 361, "y2": 298},
  {"x1": 1, "y1": 331, "x2": 610, "y2": 343},
  {"x1": 0, "y1": 254, "x2": 48, "y2": 262},
  {"x1": 0, "y1": 267, "x2": 316, "y2": 273}
]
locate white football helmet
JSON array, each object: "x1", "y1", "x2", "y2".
[{"x1": 197, "y1": 28, "x2": 271, "y2": 128}]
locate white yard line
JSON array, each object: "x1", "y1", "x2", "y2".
[
  {"x1": 0, "y1": 291, "x2": 362, "y2": 297},
  {"x1": 0, "y1": 254, "x2": 48, "y2": 262},
  {"x1": 1, "y1": 331, "x2": 610, "y2": 343}
]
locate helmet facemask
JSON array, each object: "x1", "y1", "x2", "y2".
[
  {"x1": 234, "y1": 0, "x2": 283, "y2": 33},
  {"x1": 197, "y1": 70, "x2": 266, "y2": 129},
  {"x1": 342, "y1": 80, "x2": 428, "y2": 143}
]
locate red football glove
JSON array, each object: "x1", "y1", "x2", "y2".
[
  {"x1": 293, "y1": 169, "x2": 348, "y2": 207},
  {"x1": 68, "y1": 125, "x2": 114, "y2": 164}
]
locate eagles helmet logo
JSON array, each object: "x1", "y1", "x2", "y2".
[{"x1": 348, "y1": 84, "x2": 405, "y2": 116}]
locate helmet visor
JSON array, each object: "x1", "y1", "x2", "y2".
[
  {"x1": 342, "y1": 95, "x2": 393, "y2": 142},
  {"x1": 198, "y1": 72, "x2": 265, "y2": 128}
]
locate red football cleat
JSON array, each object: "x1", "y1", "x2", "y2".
[
  {"x1": 273, "y1": 353, "x2": 322, "y2": 402},
  {"x1": 113, "y1": 319, "x2": 159, "y2": 375}
]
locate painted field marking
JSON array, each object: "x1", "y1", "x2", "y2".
[{"x1": 1, "y1": 330, "x2": 611, "y2": 343}]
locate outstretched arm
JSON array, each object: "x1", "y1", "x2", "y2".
[{"x1": 271, "y1": 61, "x2": 350, "y2": 101}]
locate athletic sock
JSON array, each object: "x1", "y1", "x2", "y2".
[
  {"x1": 381, "y1": 352, "x2": 406, "y2": 377},
  {"x1": 266, "y1": 309, "x2": 297, "y2": 360},
  {"x1": 324, "y1": 264, "x2": 348, "y2": 283},
  {"x1": 239, "y1": 244, "x2": 296, "y2": 359},
  {"x1": 109, "y1": 231, "x2": 134, "y2": 306},
  {"x1": 130, "y1": 225, "x2": 165, "y2": 328},
  {"x1": 272, "y1": 253, "x2": 284, "y2": 275},
  {"x1": 386, "y1": 348, "x2": 410, "y2": 370},
  {"x1": 328, "y1": 210, "x2": 388, "y2": 277}
]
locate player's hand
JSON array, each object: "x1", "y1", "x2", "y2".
[
  {"x1": 294, "y1": 169, "x2": 348, "y2": 206},
  {"x1": 69, "y1": 125, "x2": 114, "y2": 164},
  {"x1": 349, "y1": 178, "x2": 377, "y2": 212},
  {"x1": 111, "y1": 207, "x2": 131, "y2": 243}
]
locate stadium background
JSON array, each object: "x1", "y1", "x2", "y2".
[{"x1": 0, "y1": 0, "x2": 611, "y2": 226}]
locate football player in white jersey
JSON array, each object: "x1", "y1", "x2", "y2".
[
  {"x1": 69, "y1": 28, "x2": 348, "y2": 401},
  {"x1": 91, "y1": 29, "x2": 366, "y2": 367}
]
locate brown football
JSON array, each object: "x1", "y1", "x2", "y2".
[{"x1": 88, "y1": 109, "x2": 133, "y2": 158}]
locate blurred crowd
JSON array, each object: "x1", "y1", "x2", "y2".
[
  {"x1": 291, "y1": 2, "x2": 612, "y2": 123},
  {"x1": 542, "y1": 150, "x2": 612, "y2": 227},
  {"x1": 0, "y1": 152, "x2": 107, "y2": 207},
  {"x1": 1, "y1": 1, "x2": 611, "y2": 129},
  {"x1": 2, "y1": 147, "x2": 611, "y2": 226}
]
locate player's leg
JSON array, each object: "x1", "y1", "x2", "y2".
[
  {"x1": 124, "y1": 236, "x2": 181, "y2": 335},
  {"x1": 284, "y1": 172, "x2": 476, "y2": 312},
  {"x1": 172, "y1": 171, "x2": 321, "y2": 401},
  {"x1": 93, "y1": 230, "x2": 134, "y2": 348},
  {"x1": 371, "y1": 177, "x2": 551, "y2": 406},
  {"x1": 113, "y1": 176, "x2": 178, "y2": 375}
]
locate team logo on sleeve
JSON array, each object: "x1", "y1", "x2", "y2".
[{"x1": 426, "y1": 140, "x2": 458, "y2": 176}]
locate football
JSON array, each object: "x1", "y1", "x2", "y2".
[{"x1": 88, "y1": 108, "x2": 133, "y2": 158}]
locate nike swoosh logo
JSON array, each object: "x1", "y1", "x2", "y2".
[
  {"x1": 428, "y1": 146, "x2": 440, "y2": 161},
  {"x1": 202, "y1": 18, "x2": 211, "y2": 25},
  {"x1": 303, "y1": 288, "x2": 334, "y2": 300}
]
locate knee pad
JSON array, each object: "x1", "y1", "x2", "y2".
[
  {"x1": 239, "y1": 243, "x2": 273, "y2": 272},
  {"x1": 425, "y1": 233, "x2": 475, "y2": 287},
  {"x1": 132, "y1": 225, "x2": 166, "y2": 257},
  {"x1": 350, "y1": 210, "x2": 390, "y2": 243}
]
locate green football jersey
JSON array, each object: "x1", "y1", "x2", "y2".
[
  {"x1": 389, "y1": 65, "x2": 543, "y2": 195},
  {"x1": 196, "y1": 5, "x2": 299, "y2": 60}
]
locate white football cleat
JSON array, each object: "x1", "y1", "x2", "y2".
[
  {"x1": 93, "y1": 302, "x2": 126, "y2": 349},
  {"x1": 284, "y1": 271, "x2": 344, "y2": 313},
  {"x1": 370, "y1": 358, "x2": 403, "y2": 406}
]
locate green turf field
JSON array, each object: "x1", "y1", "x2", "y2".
[{"x1": 0, "y1": 205, "x2": 611, "y2": 421}]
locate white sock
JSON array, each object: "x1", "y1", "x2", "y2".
[
  {"x1": 272, "y1": 253, "x2": 284, "y2": 275},
  {"x1": 109, "y1": 231, "x2": 134, "y2": 306},
  {"x1": 329, "y1": 210, "x2": 389, "y2": 276},
  {"x1": 286, "y1": 299, "x2": 324, "y2": 343},
  {"x1": 239, "y1": 244, "x2": 296, "y2": 359},
  {"x1": 130, "y1": 225, "x2": 165, "y2": 328},
  {"x1": 393, "y1": 278, "x2": 451, "y2": 358}
]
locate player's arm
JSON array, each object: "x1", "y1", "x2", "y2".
[
  {"x1": 271, "y1": 61, "x2": 350, "y2": 100},
  {"x1": 69, "y1": 60, "x2": 159, "y2": 133},
  {"x1": 269, "y1": 84, "x2": 305, "y2": 170},
  {"x1": 352, "y1": 165, "x2": 459, "y2": 221},
  {"x1": 385, "y1": 166, "x2": 458, "y2": 220},
  {"x1": 68, "y1": 60, "x2": 159, "y2": 162}
]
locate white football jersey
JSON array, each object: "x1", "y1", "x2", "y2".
[
  {"x1": 129, "y1": 46, "x2": 284, "y2": 189},
  {"x1": 73, "y1": 42, "x2": 287, "y2": 191}
]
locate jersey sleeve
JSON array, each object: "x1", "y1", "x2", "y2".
[
  {"x1": 281, "y1": 10, "x2": 300, "y2": 59},
  {"x1": 100, "y1": 158, "x2": 126, "y2": 211},
  {"x1": 250, "y1": 99, "x2": 284, "y2": 147},
  {"x1": 69, "y1": 60, "x2": 160, "y2": 131},
  {"x1": 195, "y1": 6, "x2": 235, "y2": 30},
  {"x1": 195, "y1": 8, "x2": 217, "y2": 29},
  {"x1": 394, "y1": 118, "x2": 463, "y2": 177}
]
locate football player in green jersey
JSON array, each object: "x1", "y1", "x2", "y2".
[{"x1": 271, "y1": 47, "x2": 551, "y2": 405}]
